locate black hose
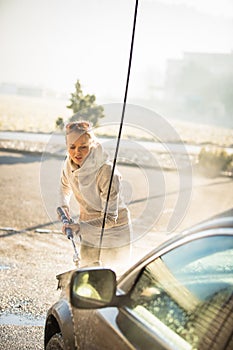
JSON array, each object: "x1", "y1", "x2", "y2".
[{"x1": 97, "y1": 0, "x2": 139, "y2": 261}]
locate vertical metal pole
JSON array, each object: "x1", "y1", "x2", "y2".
[{"x1": 97, "y1": 0, "x2": 139, "y2": 261}]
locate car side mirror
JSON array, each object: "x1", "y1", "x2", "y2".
[{"x1": 70, "y1": 268, "x2": 117, "y2": 309}]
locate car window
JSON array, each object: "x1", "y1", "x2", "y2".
[{"x1": 129, "y1": 235, "x2": 233, "y2": 350}]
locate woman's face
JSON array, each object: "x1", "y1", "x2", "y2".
[{"x1": 67, "y1": 133, "x2": 91, "y2": 167}]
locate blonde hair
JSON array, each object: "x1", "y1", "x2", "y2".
[{"x1": 65, "y1": 120, "x2": 97, "y2": 145}]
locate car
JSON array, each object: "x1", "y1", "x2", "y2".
[{"x1": 44, "y1": 216, "x2": 233, "y2": 350}]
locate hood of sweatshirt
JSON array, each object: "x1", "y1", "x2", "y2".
[
  {"x1": 70, "y1": 142, "x2": 110, "y2": 178},
  {"x1": 67, "y1": 143, "x2": 111, "y2": 212}
]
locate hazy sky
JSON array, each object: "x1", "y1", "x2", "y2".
[{"x1": 0, "y1": 0, "x2": 233, "y2": 100}]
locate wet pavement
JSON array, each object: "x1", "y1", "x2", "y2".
[
  {"x1": 0, "y1": 313, "x2": 45, "y2": 327},
  {"x1": 0, "y1": 143, "x2": 233, "y2": 349}
]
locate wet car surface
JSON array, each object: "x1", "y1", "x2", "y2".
[{"x1": 44, "y1": 216, "x2": 233, "y2": 350}]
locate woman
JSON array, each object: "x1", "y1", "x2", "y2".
[{"x1": 59, "y1": 120, "x2": 132, "y2": 273}]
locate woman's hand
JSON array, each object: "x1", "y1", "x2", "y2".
[
  {"x1": 62, "y1": 222, "x2": 80, "y2": 236},
  {"x1": 57, "y1": 206, "x2": 80, "y2": 236}
]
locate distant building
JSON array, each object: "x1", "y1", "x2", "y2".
[
  {"x1": 165, "y1": 51, "x2": 233, "y2": 98},
  {"x1": 0, "y1": 83, "x2": 18, "y2": 95},
  {"x1": 0, "y1": 82, "x2": 43, "y2": 97},
  {"x1": 17, "y1": 86, "x2": 43, "y2": 97},
  {"x1": 163, "y1": 51, "x2": 233, "y2": 126}
]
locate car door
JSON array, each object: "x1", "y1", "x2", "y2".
[
  {"x1": 72, "y1": 306, "x2": 135, "y2": 350},
  {"x1": 116, "y1": 233, "x2": 233, "y2": 350},
  {"x1": 75, "y1": 233, "x2": 233, "y2": 350}
]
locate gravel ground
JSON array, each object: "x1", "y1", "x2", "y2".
[
  {"x1": 0, "y1": 150, "x2": 232, "y2": 349},
  {"x1": 0, "y1": 325, "x2": 44, "y2": 350},
  {"x1": 0, "y1": 151, "x2": 76, "y2": 349}
]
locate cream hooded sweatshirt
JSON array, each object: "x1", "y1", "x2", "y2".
[{"x1": 59, "y1": 143, "x2": 130, "y2": 232}]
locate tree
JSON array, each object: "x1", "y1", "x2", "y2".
[
  {"x1": 55, "y1": 79, "x2": 105, "y2": 130},
  {"x1": 67, "y1": 80, "x2": 104, "y2": 125}
]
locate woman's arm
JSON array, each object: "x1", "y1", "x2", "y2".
[
  {"x1": 96, "y1": 163, "x2": 121, "y2": 227},
  {"x1": 59, "y1": 168, "x2": 73, "y2": 211}
]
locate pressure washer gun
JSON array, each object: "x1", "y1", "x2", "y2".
[{"x1": 57, "y1": 207, "x2": 81, "y2": 267}]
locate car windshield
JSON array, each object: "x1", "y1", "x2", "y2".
[{"x1": 129, "y1": 235, "x2": 233, "y2": 349}]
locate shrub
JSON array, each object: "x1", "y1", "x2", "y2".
[
  {"x1": 55, "y1": 117, "x2": 64, "y2": 130},
  {"x1": 198, "y1": 147, "x2": 233, "y2": 177}
]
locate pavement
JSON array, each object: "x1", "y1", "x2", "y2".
[
  {"x1": 0, "y1": 130, "x2": 200, "y2": 170},
  {"x1": 0, "y1": 132, "x2": 233, "y2": 350}
]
